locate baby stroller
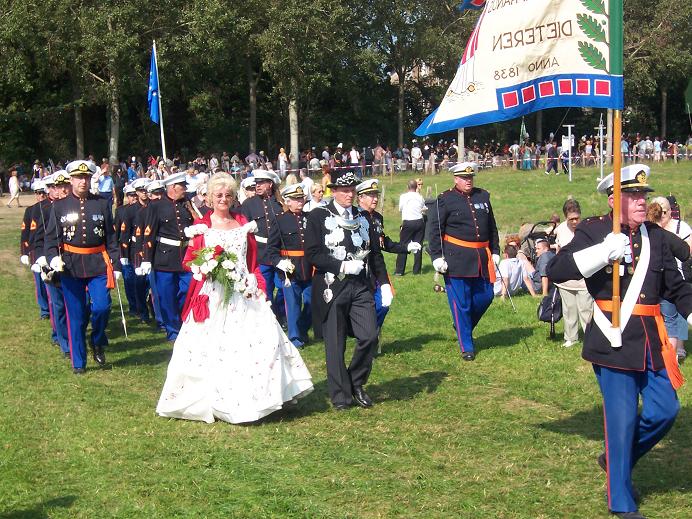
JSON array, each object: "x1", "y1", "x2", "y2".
[{"x1": 519, "y1": 220, "x2": 558, "y2": 264}]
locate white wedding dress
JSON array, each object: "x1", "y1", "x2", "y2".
[{"x1": 156, "y1": 226, "x2": 313, "y2": 424}]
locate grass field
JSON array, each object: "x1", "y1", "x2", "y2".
[{"x1": 1, "y1": 162, "x2": 691, "y2": 518}]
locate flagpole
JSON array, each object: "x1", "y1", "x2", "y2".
[
  {"x1": 153, "y1": 40, "x2": 167, "y2": 162},
  {"x1": 609, "y1": 0, "x2": 624, "y2": 334}
]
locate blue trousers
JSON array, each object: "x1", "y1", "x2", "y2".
[
  {"x1": 594, "y1": 358, "x2": 679, "y2": 513},
  {"x1": 153, "y1": 270, "x2": 191, "y2": 341},
  {"x1": 374, "y1": 284, "x2": 390, "y2": 329},
  {"x1": 121, "y1": 264, "x2": 138, "y2": 315},
  {"x1": 260, "y1": 264, "x2": 285, "y2": 321},
  {"x1": 133, "y1": 272, "x2": 151, "y2": 321},
  {"x1": 46, "y1": 282, "x2": 69, "y2": 353},
  {"x1": 445, "y1": 276, "x2": 494, "y2": 354},
  {"x1": 61, "y1": 274, "x2": 111, "y2": 369},
  {"x1": 283, "y1": 279, "x2": 312, "y2": 346},
  {"x1": 33, "y1": 271, "x2": 50, "y2": 318},
  {"x1": 148, "y1": 271, "x2": 164, "y2": 328}
]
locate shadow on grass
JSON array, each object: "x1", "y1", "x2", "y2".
[
  {"x1": 110, "y1": 341, "x2": 172, "y2": 368},
  {"x1": 381, "y1": 333, "x2": 446, "y2": 355},
  {"x1": 2, "y1": 496, "x2": 77, "y2": 519},
  {"x1": 538, "y1": 405, "x2": 692, "y2": 498},
  {"x1": 475, "y1": 326, "x2": 534, "y2": 351}
]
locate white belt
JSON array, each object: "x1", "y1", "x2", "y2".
[
  {"x1": 255, "y1": 236, "x2": 268, "y2": 244},
  {"x1": 131, "y1": 236, "x2": 137, "y2": 243},
  {"x1": 157, "y1": 236, "x2": 188, "y2": 247}
]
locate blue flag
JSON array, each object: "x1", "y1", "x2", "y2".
[{"x1": 148, "y1": 47, "x2": 160, "y2": 124}]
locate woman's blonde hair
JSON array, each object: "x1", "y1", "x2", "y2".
[
  {"x1": 206, "y1": 172, "x2": 237, "y2": 200},
  {"x1": 649, "y1": 196, "x2": 670, "y2": 212}
]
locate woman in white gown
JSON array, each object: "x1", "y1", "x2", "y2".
[{"x1": 156, "y1": 173, "x2": 313, "y2": 424}]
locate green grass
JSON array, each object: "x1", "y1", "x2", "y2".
[{"x1": 1, "y1": 162, "x2": 691, "y2": 518}]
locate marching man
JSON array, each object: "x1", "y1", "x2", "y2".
[
  {"x1": 429, "y1": 162, "x2": 499, "y2": 361},
  {"x1": 548, "y1": 165, "x2": 692, "y2": 519},
  {"x1": 44, "y1": 161, "x2": 120, "y2": 374}
]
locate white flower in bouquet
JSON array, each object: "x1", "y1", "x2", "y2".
[
  {"x1": 204, "y1": 252, "x2": 215, "y2": 261},
  {"x1": 231, "y1": 271, "x2": 241, "y2": 282},
  {"x1": 221, "y1": 259, "x2": 235, "y2": 270},
  {"x1": 200, "y1": 263, "x2": 211, "y2": 275},
  {"x1": 207, "y1": 259, "x2": 218, "y2": 270},
  {"x1": 193, "y1": 273, "x2": 203, "y2": 281},
  {"x1": 190, "y1": 264, "x2": 201, "y2": 274}
]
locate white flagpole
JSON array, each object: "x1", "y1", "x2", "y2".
[{"x1": 153, "y1": 40, "x2": 167, "y2": 162}]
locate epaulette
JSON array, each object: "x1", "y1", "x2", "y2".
[
  {"x1": 582, "y1": 215, "x2": 608, "y2": 224},
  {"x1": 440, "y1": 188, "x2": 455, "y2": 198}
]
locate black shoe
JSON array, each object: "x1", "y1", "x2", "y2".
[
  {"x1": 611, "y1": 512, "x2": 646, "y2": 519},
  {"x1": 73, "y1": 368, "x2": 86, "y2": 375},
  {"x1": 40, "y1": 315, "x2": 50, "y2": 320},
  {"x1": 333, "y1": 403, "x2": 351, "y2": 411},
  {"x1": 599, "y1": 453, "x2": 640, "y2": 504},
  {"x1": 352, "y1": 386, "x2": 373, "y2": 408},
  {"x1": 462, "y1": 352, "x2": 476, "y2": 361},
  {"x1": 93, "y1": 347, "x2": 106, "y2": 366},
  {"x1": 63, "y1": 351, "x2": 71, "y2": 359}
]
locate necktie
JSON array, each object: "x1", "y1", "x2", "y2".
[{"x1": 343, "y1": 209, "x2": 351, "y2": 220}]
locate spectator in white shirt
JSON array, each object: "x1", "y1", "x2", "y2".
[
  {"x1": 410, "y1": 142, "x2": 423, "y2": 171},
  {"x1": 299, "y1": 169, "x2": 314, "y2": 201},
  {"x1": 493, "y1": 245, "x2": 527, "y2": 298},
  {"x1": 395, "y1": 180, "x2": 426, "y2": 275}
]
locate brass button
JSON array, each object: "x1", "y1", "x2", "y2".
[
  {"x1": 633, "y1": 243, "x2": 639, "y2": 248},
  {"x1": 635, "y1": 256, "x2": 639, "y2": 261},
  {"x1": 605, "y1": 266, "x2": 613, "y2": 274},
  {"x1": 640, "y1": 293, "x2": 646, "y2": 299}
]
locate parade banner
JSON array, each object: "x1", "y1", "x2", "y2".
[
  {"x1": 148, "y1": 45, "x2": 161, "y2": 125},
  {"x1": 416, "y1": 0, "x2": 624, "y2": 135}
]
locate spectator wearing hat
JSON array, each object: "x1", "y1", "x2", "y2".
[
  {"x1": 429, "y1": 162, "x2": 500, "y2": 361},
  {"x1": 548, "y1": 164, "x2": 692, "y2": 519},
  {"x1": 305, "y1": 170, "x2": 389, "y2": 410},
  {"x1": 43, "y1": 161, "x2": 121, "y2": 374},
  {"x1": 241, "y1": 170, "x2": 286, "y2": 324},
  {"x1": 238, "y1": 176, "x2": 256, "y2": 205},
  {"x1": 140, "y1": 172, "x2": 194, "y2": 341},
  {"x1": 356, "y1": 178, "x2": 419, "y2": 343},
  {"x1": 266, "y1": 183, "x2": 312, "y2": 348},
  {"x1": 395, "y1": 179, "x2": 426, "y2": 276}
]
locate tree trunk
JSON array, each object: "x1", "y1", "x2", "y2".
[
  {"x1": 397, "y1": 77, "x2": 405, "y2": 149},
  {"x1": 73, "y1": 82, "x2": 84, "y2": 158},
  {"x1": 247, "y1": 59, "x2": 258, "y2": 152},
  {"x1": 660, "y1": 89, "x2": 667, "y2": 139},
  {"x1": 289, "y1": 96, "x2": 299, "y2": 169},
  {"x1": 535, "y1": 110, "x2": 543, "y2": 143},
  {"x1": 108, "y1": 75, "x2": 120, "y2": 166}
]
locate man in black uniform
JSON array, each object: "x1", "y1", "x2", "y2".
[
  {"x1": 429, "y1": 162, "x2": 500, "y2": 361},
  {"x1": 548, "y1": 165, "x2": 692, "y2": 519},
  {"x1": 44, "y1": 161, "x2": 120, "y2": 374},
  {"x1": 266, "y1": 183, "x2": 312, "y2": 348},
  {"x1": 115, "y1": 184, "x2": 138, "y2": 317},
  {"x1": 305, "y1": 170, "x2": 389, "y2": 410},
  {"x1": 241, "y1": 170, "x2": 285, "y2": 322},
  {"x1": 140, "y1": 173, "x2": 193, "y2": 342},
  {"x1": 20, "y1": 179, "x2": 50, "y2": 319}
]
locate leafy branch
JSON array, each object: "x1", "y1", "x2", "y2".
[
  {"x1": 578, "y1": 41, "x2": 607, "y2": 72},
  {"x1": 577, "y1": 14, "x2": 608, "y2": 45},
  {"x1": 579, "y1": 0, "x2": 606, "y2": 16}
]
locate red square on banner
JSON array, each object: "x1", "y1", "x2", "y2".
[
  {"x1": 538, "y1": 81, "x2": 555, "y2": 97},
  {"x1": 502, "y1": 91, "x2": 519, "y2": 109},
  {"x1": 558, "y1": 79, "x2": 573, "y2": 95},
  {"x1": 576, "y1": 79, "x2": 590, "y2": 95},
  {"x1": 521, "y1": 85, "x2": 536, "y2": 103},
  {"x1": 594, "y1": 80, "x2": 611, "y2": 96}
]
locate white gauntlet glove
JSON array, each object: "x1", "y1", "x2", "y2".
[
  {"x1": 49, "y1": 256, "x2": 64, "y2": 272},
  {"x1": 242, "y1": 220, "x2": 258, "y2": 234},
  {"x1": 37, "y1": 256, "x2": 48, "y2": 268},
  {"x1": 20, "y1": 255, "x2": 30, "y2": 266},
  {"x1": 573, "y1": 232, "x2": 629, "y2": 278},
  {"x1": 492, "y1": 254, "x2": 500, "y2": 266},
  {"x1": 120, "y1": 258, "x2": 129, "y2": 266},
  {"x1": 114, "y1": 271, "x2": 122, "y2": 281},
  {"x1": 341, "y1": 260, "x2": 364, "y2": 275},
  {"x1": 433, "y1": 257, "x2": 448, "y2": 274},
  {"x1": 407, "y1": 242, "x2": 422, "y2": 253},
  {"x1": 139, "y1": 262, "x2": 152, "y2": 275},
  {"x1": 31, "y1": 262, "x2": 42, "y2": 273},
  {"x1": 380, "y1": 284, "x2": 393, "y2": 307},
  {"x1": 687, "y1": 314, "x2": 692, "y2": 327},
  {"x1": 276, "y1": 258, "x2": 295, "y2": 274}
]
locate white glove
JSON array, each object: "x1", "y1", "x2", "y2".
[
  {"x1": 134, "y1": 267, "x2": 142, "y2": 276},
  {"x1": 341, "y1": 260, "x2": 364, "y2": 275},
  {"x1": 407, "y1": 242, "x2": 422, "y2": 253},
  {"x1": 492, "y1": 254, "x2": 500, "y2": 265},
  {"x1": 20, "y1": 255, "x2": 30, "y2": 266},
  {"x1": 31, "y1": 262, "x2": 42, "y2": 273},
  {"x1": 114, "y1": 270, "x2": 122, "y2": 281},
  {"x1": 603, "y1": 232, "x2": 629, "y2": 262},
  {"x1": 573, "y1": 232, "x2": 629, "y2": 278},
  {"x1": 244, "y1": 273, "x2": 259, "y2": 297},
  {"x1": 242, "y1": 220, "x2": 258, "y2": 234},
  {"x1": 120, "y1": 258, "x2": 129, "y2": 266},
  {"x1": 276, "y1": 258, "x2": 295, "y2": 273},
  {"x1": 139, "y1": 262, "x2": 152, "y2": 275},
  {"x1": 688, "y1": 314, "x2": 692, "y2": 327},
  {"x1": 380, "y1": 284, "x2": 393, "y2": 307},
  {"x1": 37, "y1": 256, "x2": 48, "y2": 268},
  {"x1": 433, "y1": 257, "x2": 448, "y2": 273},
  {"x1": 49, "y1": 256, "x2": 64, "y2": 272}
]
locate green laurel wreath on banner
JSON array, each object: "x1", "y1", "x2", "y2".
[{"x1": 578, "y1": 0, "x2": 609, "y2": 72}]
